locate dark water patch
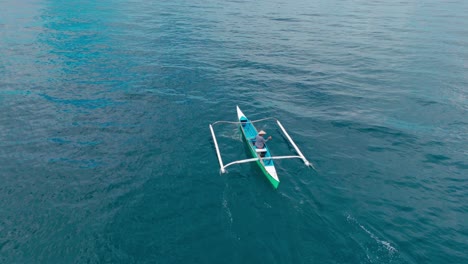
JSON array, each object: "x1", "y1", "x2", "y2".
[
  {"x1": 422, "y1": 140, "x2": 445, "y2": 147},
  {"x1": 367, "y1": 145, "x2": 397, "y2": 153},
  {"x1": 330, "y1": 120, "x2": 354, "y2": 128},
  {"x1": 423, "y1": 153, "x2": 451, "y2": 164},
  {"x1": 412, "y1": 97, "x2": 440, "y2": 107},
  {"x1": 356, "y1": 125, "x2": 408, "y2": 139},
  {"x1": 269, "y1": 17, "x2": 302, "y2": 23},
  {"x1": 451, "y1": 161, "x2": 468, "y2": 170},
  {"x1": 384, "y1": 177, "x2": 433, "y2": 192},
  {"x1": 48, "y1": 157, "x2": 99, "y2": 169}
]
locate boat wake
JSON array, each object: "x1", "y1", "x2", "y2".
[
  {"x1": 222, "y1": 184, "x2": 233, "y2": 225},
  {"x1": 346, "y1": 214, "x2": 402, "y2": 263}
]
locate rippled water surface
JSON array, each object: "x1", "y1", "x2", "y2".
[{"x1": 1, "y1": 0, "x2": 467, "y2": 263}]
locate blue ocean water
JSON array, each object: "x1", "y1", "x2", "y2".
[{"x1": 1, "y1": 0, "x2": 467, "y2": 263}]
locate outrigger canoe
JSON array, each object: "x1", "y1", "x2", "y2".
[{"x1": 209, "y1": 106, "x2": 313, "y2": 189}]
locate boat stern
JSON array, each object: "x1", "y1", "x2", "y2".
[{"x1": 265, "y1": 165, "x2": 280, "y2": 189}]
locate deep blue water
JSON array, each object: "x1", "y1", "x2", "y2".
[{"x1": 1, "y1": 0, "x2": 467, "y2": 263}]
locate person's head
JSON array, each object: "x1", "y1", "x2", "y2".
[{"x1": 258, "y1": 130, "x2": 266, "y2": 136}]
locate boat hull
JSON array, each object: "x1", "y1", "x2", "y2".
[{"x1": 237, "y1": 106, "x2": 279, "y2": 188}]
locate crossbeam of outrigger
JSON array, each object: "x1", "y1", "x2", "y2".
[{"x1": 209, "y1": 117, "x2": 314, "y2": 174}]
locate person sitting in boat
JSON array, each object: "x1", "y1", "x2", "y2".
[{"x1": 255, "y1": 130, "x2": 272, "y2": 150}]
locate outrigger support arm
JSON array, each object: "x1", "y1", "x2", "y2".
[
  {"x1": 223, "y1": 157, "x2": 260, "y2": 170},
  {"x1": 210, "y1": 118, "x2": 315, "y2": 173},
  {"x1": 276, "y1": 120, "x2": 312, "y2": 168},
  {"x1": 209, "y1": 124, "x2": 226, "y2": 173},
  {"x1": 222, "y1": 155, "x2": 305, "y2": 170}
]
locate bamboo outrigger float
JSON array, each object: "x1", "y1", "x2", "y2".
[{"x1": 209, "y1": 106, "x2": 313, "y2": 188}]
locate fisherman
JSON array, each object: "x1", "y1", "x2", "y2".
[{"x1": 255, "y1": 130, "x2": 272, "y2": 150}]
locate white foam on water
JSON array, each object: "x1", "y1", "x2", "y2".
[
  {"x1": 222, "y1": 198, "x2": 233, "y2": 224},
  {"x1": 222, "y1": 184, "x2": 233, "y2": 225},
  {"x1": 346, "y1": 214, "x2": 398, "y2": 255}
]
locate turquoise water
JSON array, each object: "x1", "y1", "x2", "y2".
[{"x1": 1, "y1": 0, "x2": 467, "y2": 263}]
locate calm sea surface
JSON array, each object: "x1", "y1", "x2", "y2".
[{"x1": 1, "y1": 0, "x2": 467, "y2": 263}]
